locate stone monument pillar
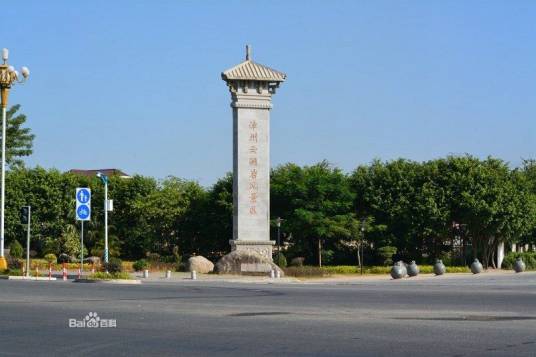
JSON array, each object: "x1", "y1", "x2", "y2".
[{"x1": 218, "y1": 46, "x2": 286, "y2": 273}]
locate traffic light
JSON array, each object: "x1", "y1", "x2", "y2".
[{"x1": 20, "y1": 206, "x2": 29, "y2": 224}]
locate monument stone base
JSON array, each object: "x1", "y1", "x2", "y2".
[
  {"x1": 229, "y1": 240, "x2": 274, "y2": 261},
  {"x1": 215, "y1": 240, "x2": 284, "y2": 275}
]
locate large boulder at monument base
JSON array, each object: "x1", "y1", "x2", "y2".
[
  {"x1": 215, "y1": 250, "x2": 284, "y2": 276},
  {"x1": 187, "y1": 256, "x2": 214, "y2": 274}
]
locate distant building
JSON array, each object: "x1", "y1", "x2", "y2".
[{"x1": 68, "y1": 169, "x2": 131, "y2": 179}]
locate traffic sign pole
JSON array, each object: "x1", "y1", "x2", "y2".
[
  {"x1": 80, "y1": 221, "x2": 84, "y2": 276},
  {"x1": 75, "y1": 188, "x2": 91, "y2": 275}
]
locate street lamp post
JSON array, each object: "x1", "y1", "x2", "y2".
[
  {"x1": 0, "y1": 48, "x2": 29, "y2": 270},
  {"x1": 276, "y1": 217, "x2": 283, "y2": 265},
  {"x1": 96, "y1": 172, "x2": 109, "y2": 265},
  {"x1": 360, "y1": 218, "x2": 366, "y2": 275},
  {"x1": 452, "y1": 221, "x2": 467, "y2": 266}
]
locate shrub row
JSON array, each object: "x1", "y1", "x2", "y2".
[
  {"x1": 283, "y1": 266, "x2": 327, "y2": 277},
  {"x1": 284, "y1": 264, "x2": 473, "y2": 277},
  {"x1": 321, "y1": 265, "x2": 471, "y2": 275},
  {"x1": 87, "y1": 272, "x2": 131, "y2": 280},
  {"x1": 133, "y1": 259, "x2": 149, "y2": 272},
  {"x1": 502, "y1": 252, "x2": 536, "y2": 270}
]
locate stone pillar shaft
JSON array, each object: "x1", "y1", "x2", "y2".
[
  {"x1": 221, "y1": 47, "x2": 286, "y2": 267},
  {"x1": 230, "y1": 85, "x2": 273, "y2": 259}
]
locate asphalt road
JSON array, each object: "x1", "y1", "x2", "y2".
[{"x1": 0, "y1": 273, "x2": 535, "y2": 356}]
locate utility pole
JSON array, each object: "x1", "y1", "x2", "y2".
[
  {"x1": 96, "y1": 173, "x2": 109, "y2": 264},
  {"x1": 21, "y1": 206, "x2": 30, "y2": 277}
]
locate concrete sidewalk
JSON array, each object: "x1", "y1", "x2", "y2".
[
  {"x1": 129, "y1": 269, "x2": 534, "y2": 285},
  {"x1": 131, "y1": 271, "x2": 300, "y2": 284}
]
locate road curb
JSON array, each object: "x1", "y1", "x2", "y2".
[{"x1": 0, "y1": 276, "x2": 57, "y2": 281}]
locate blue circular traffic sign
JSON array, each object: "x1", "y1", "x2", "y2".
[
  {"x1": 77, "y1": 204, "x2": 90, "y2": 220},
  {"x1": 77, "y1": 188, "x2": 91, "y2": 204}
]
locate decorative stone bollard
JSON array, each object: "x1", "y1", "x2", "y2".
[
  {"x1": 143, "y1": 269, "x2": 149, "y2": 279},
  {"x1": 191, "y1": 270, "x2": 197, "y2": 280},
  {"x1": 390, "y1": 261, "x2": 407, "y2": 279},
  {"x1": 407, "y1": 261, "x2": 419, "y2": 277},
  {"x1": 513, "y1": 258, "x2": 526, "y2": 273},
  {"x1": 275, "y1": 270, "x2": 281, "y2": 279},
  {"x1": 270, "y1": 270, "x2": 275, "y2": 279},
  {"x1": 433, "y1": 259, "x2": 446, "y2": 276},
  {"x1": 470, "y1": 259, "x2": 483, "y2": 274},
  {"x1": 165, "y1": 270, "x2": 171, "y2": 279}
]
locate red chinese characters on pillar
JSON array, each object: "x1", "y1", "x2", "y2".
[{"x1": 248, "y1": 120, "x2": 259, "y2": 215}]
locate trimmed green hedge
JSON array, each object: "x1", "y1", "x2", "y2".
[
  {"x1": 9, "y1": 240, "x2": 23, "y2": 259},
  {"x1": 5, "y1": 268, "x2": 23, "y2": 276},
  {"x1": 133, "y1": 259, "x2": 149, "y2": 272},
  {"x1": 285, "y1": 265, "x2": 471, "y2": 277},
  {"x1": 502, "y1": 252, "x2": 536, "y2": 270},
  {"x1": 103, "y1": 257, "x2": 123, "y2": 273},
  {"x1": 274, "y1": 254, "x2": 287, "y2": 268},
  {"x1": 284, "y1": 266, "x2": 326, "y2": 277},
  {"x1": 321, "y1": 265, "x2": 470, "y2": 275},
  {"x1": 44, "y1": 253, "x2": 57, "y2": 264},
  {"x1": 87, "y1": 272, "x2": 131, "y2": 280}
]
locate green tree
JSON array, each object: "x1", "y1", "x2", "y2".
[
  {"x1": 434, "y1": 157, "x2": 496, "y2": 266},
  {"x1": 60, "y1": 224, "x2": 87, "y2": 258},
  {"x1": 107, "y1": 175, "x2": 157, "y2": 259},
  {"x1": 519, "y1": 160, "x2": 536, "y2": 247},
  {"x1": 131, "y1": 177, "x2": 205, "y2": 258},
  {"x1": 350, "y1": 159, "x2": 448, "y2": 262},
  {"x1": 3, "y1": 105, "x2": 35, "y2": 168},
  {"x1": 271, "y1": 161, "x2": 357, "y2": 266},
  {"x1": 195, "y1": 173, "x2": 233, "y2": 259},
  {"x1": 339, "y1": 215, "x2": 380, "y2": 268},
  {"x1": 6, "y1": 167, "x2": 79, "y2": 253},
  {"x1": 8, "y1": 239, "x2": 23, "y2": 258},
  {"x1": 349, "y1": 156, "x2": 536, "y2": 267}
]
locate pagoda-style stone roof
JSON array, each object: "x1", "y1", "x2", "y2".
[{"x1": 222, "y1": 45, "x2": 286, "y2": 83}]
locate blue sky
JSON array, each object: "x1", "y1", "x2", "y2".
[{"x1": 2, "y1": 1, "x2": 535, "y2": 186}]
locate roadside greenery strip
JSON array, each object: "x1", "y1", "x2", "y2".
[
  {"x1": 320, "y1": 265, "x2": 471, "y2": 275},
  {"x1": 86, "y1": 272, "x2": 131, "y2": 280},
  {"x1": 1, "y1": 155, "x2": 536, "y2": 269},
  {"x1": 502, "y1": 252, "x2": 536, "y2": 270}
]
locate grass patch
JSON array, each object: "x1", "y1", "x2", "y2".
[
  {"x1": 408, "y1": 265, "x2": 469, "y2": 274},
  {"x1": 85, "y1": 272, "x2": 131, "y2": 280},
  {"x1": 321, "y1": 266, "x2": 360, "y2": 274},
  {"x1": 445, "y1": 266, "x2": 471, "y2": 273},
  {"x1": 321, "y1": 265, "x2": 392, "y2": 274},
  {"x1": 284, "y1": 266, "x2": 327, "y2": 277}
]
